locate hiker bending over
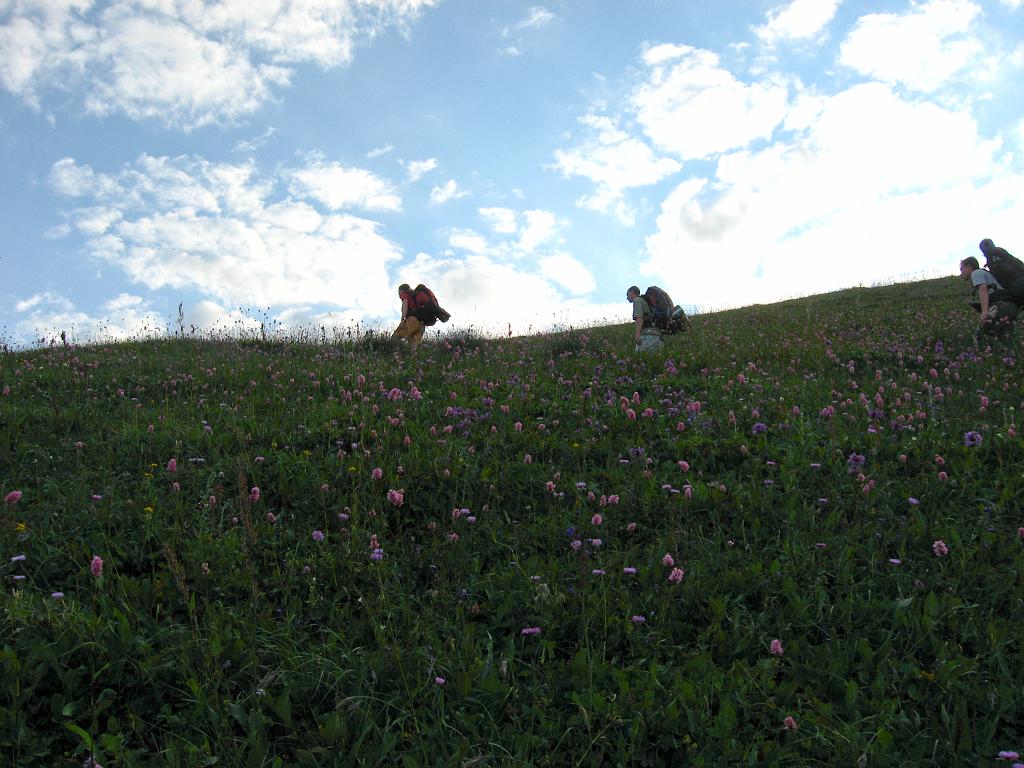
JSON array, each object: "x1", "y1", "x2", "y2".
[
  {"x1": 960, "y1": 257, "x2": 1018, "y2": 339},
  {"x1": 626, "y1": 285, "x2": 664, "y2": 353},
  {"x1": 392, "y1": 283, "x2": 450, "y2": 353}
]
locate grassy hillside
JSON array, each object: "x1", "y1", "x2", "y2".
[{"x1": 2, "y1": 276, "x2": 1023, "y2": 766}]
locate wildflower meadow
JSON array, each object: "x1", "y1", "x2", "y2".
[{"x1": 2, "y1": 276, "x2": 1023, "y2": 766}]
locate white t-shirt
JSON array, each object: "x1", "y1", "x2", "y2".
[{"x1": 971, "y1": 269, "x2": 1003, "y2": 293}]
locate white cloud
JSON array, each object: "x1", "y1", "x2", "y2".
[
  {"x1": 405, "y1": 251, "x2": 618, "y2": 334},
  {"x1": 0, "y1": 0, "x2": 441, "y2": 128},
  {"x1": 839, "y1": 0, "x2": 984, "y2": 93},
  {"x1": 642, "y1": 82, "x2": 1012, "y2": 310},
  {"x1": 479, "y1": 206, "x2": 518, "y2": 234},
  {"x1": 367, "y1": 144, "x2": 395, "y2": 159},
  {"x1": 448, "y1": 228, "x2": 489, "y2": 254},
  {"x1": 406, "y1": 157, "x2": 438, "y2": 182},
  {"x1": 287, "y1": 156, "x2": 402, "y2": 212},
  {"x1": 15, "y1": 291, "x2": 73, "y2": 313},
  {"x1": 503, "y1": 6, "x2": 556, "y2": 37},
  {"x1": 518, "y1": 209, "x2": 559, "y2": 253},
  {"x1": 631, "y1": 45, "x2": 791, "y2": 160},
  {"x1": 13, "y1": 291, "x2": 166, "y2": 344},
  {"x1": 49, "y1": 153, "x2": 404, "y2": 317},
  {"x1": 756, "y1": 0, "x2": 842, "y2": 44},
  {"x1": 552, "y1": 114, "x2": 681, "y2": 224},
  {"x1": 451, "y1": 208, "x2": 564, "y2": 260},
  {"x1": 234, "y1": 127, "x2": 276, "y2": 153},
  {"x1": 538, "y1": 253, "x2": 596, "y2": 295},
  {"x1": 44, "y1": 223, "x2": 72, "y2": 239},
  {"x1": 430, "y1": 179, "x2": 467, "y2": 204}
]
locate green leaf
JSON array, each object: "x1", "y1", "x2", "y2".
[{"x1": 64, "y1": 722, "x2": 93, "y2": 751}]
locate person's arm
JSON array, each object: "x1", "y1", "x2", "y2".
[
  {"x1": 634, "y1": 306, "x2": 644, "y2": 343},
  {"x1": 978, "y1": 283, "x2": 991, "y2": 322},
  {"x1": 401, "y1": 297, "x2": 410, "y2": 320}
]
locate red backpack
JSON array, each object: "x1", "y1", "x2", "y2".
[{"x1": 407, "y1": 284, "x2": 451, "y2": 326}]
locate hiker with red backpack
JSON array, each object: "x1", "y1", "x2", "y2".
[
  {"x1": 626, "y1": 285, "x2": 689, "y2": 352},
  {"x1": 392, "y1": 283, "x2": 450, "y2": 353},
  {"x1": 960, "y1": 256, "x2": 1018, "y2": 340}
]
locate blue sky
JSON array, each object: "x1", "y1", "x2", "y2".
[{"x1": 2, "y1": 0, "x2": 1023, "y2": 345}]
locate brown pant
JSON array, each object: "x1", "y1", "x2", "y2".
[{"x1": 393, "y1": 316, "x2": 425, "y2": 348}]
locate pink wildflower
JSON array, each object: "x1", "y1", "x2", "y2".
[
  {"x1": 627, "y1": 522, "x2": 637, "y2": 532},
  {"x1": 166, "y1": 458, "x2": 177, "y2": 472},
  {"x1": 434, "y1": 676, "x2": 445, "y2": 685},
  {"x1": 591, "y1": 514, "x2": 603, "y2": 526},
  {"x1": 4, "y1": 490, "x2": 22, "y2": 505},
  {"x1": 932, "y1": 539, "x2": 949, "y2": 557},
  {"x1": 770, "y1": 639, "x2": 784, "y2": 657},
  {"x1": 520, "y1": 626, "x2": 541, "y2": 636},
  {"x1": 667, "y1": 567, "x2": 684, "y2": 583},
  {"x1": 784, "y1": 716, "x2": 797, "y2": 731},
  {"x1": 249, "y1": 486, "x2": 261, "y2": 502},
  {"x1": 677, "y1": 460, "x2": 690, "y2": 472},
  {"x1": 312, "y1": 530, "x2": 325, "y2": 542},
  {"x1": 90, "y1": 555, "x2": 104, "y2": 577},
  {"x1": 371, "y1": 467, "x2": 383, "y2": 480},
  {"x1": 662, "y1": 553, "x2": 675, "y2": 567},
  {"x1": 387, "y1": 489, "x2": 404, "y2": 507}
]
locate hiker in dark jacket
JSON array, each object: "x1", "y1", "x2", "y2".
[{"x1": 960, "y1": 257, "x2": 1018, "y2": 339}]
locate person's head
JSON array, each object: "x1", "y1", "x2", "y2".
[
  {"x1": 960, "y1": 256, "x2": 980, "y2": 279},
  {"x1": 398, "y1": 283, "x2": 411, "y2": 296},
  {"x1": 626, "y1": 285, "x2": 640, "y2": 302},
  {"x1": 979, "y1": 238, "x2": 995, "y2": 256}
]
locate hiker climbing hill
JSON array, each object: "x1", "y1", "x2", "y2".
[
  {"x1": 392, "y1": 283, "x2": 450, "y2": 353},
  {"x1": 626, "y1": 284, "x2": 689, "y2": 353}
]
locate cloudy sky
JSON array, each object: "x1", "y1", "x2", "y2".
[{"x1": 2, "y1": 0, "x2": 1023, "y2": 345}]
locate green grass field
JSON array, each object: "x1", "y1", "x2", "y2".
[{"x1": 2, "y1": 276, "x2": 1023, "y2": 766}]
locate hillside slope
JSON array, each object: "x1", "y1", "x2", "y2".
[{"x1": 2, "y1": 275, "x2": 1023, "y2": 766}]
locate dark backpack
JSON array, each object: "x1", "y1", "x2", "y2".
[
  {"x1": 984, "y1": 248, "x2": 1024, "y2": 303},
  {"x1": 410, "y1": 284, "x2": 451, "y2": 326},
  {"x1": 643, "y1": 286, "x2": 689, "y2": 334}
]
